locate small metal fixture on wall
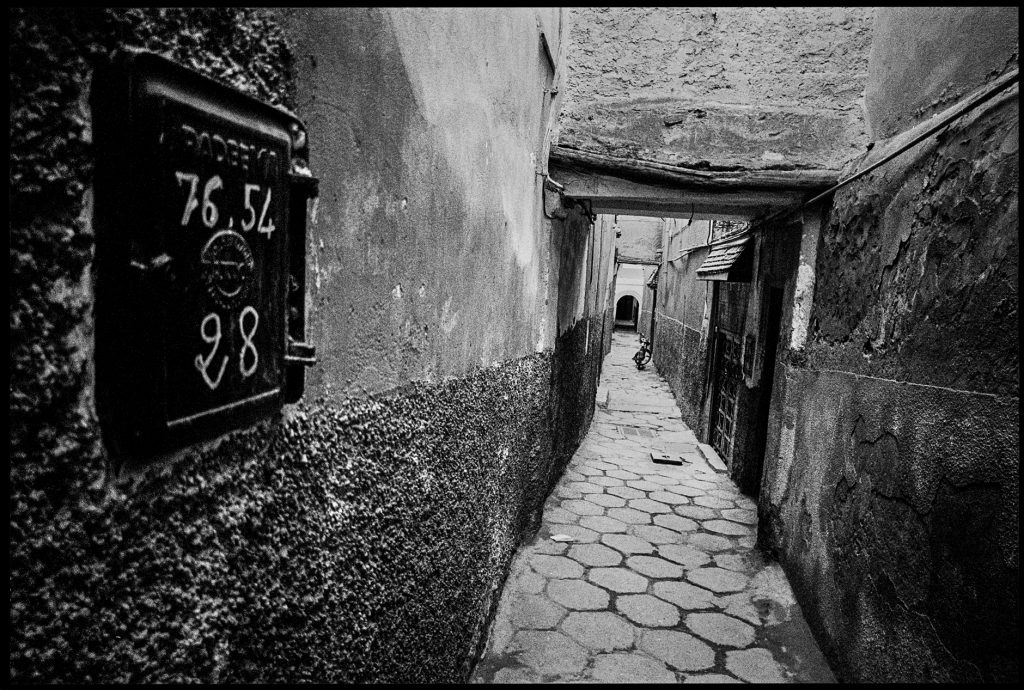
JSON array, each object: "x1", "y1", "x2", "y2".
[
  {"x1": 743, "y1": 334, "x2": 755, "y2": 379},
  {"x1": 91, "y1": 50, "x2": 318, "y2": 462}
]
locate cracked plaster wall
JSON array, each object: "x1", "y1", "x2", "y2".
[
  {"x1": 761, "y1": 369, "x2": 1018, "y2": 682},
  {"x1": 10, "y1": 7, "x2": 605, "y2": 682},
  {"x1": 760, "y1": 6, "x2": 1019, "y2": 682},
  {"x1": 558, "y1": 6, "x2": 875, "y2": 170}
]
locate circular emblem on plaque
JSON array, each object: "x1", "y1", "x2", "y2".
[{"x1": 199, "y1": 230, "x2": 255, "y2": 310}]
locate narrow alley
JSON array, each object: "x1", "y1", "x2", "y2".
[
  {"x1": 472, "y1": 332, "x2": 833, "y2": 684},
  {"x1": 10, "y1": 7, "x2": 1017, "y2": 684}
]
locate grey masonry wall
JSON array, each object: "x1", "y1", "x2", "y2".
[
  {"x1": 10, "y1": 7, "x2": 607, "y2": 682},
  {"x1": 759, "y1": 7, "x2": 1019, "y2": 683}
]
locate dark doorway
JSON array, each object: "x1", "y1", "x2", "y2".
[
  {"x1": 708, "y1": 281, "x2": 749, "y2": 466},
  {"x1": 709, "y1": 329, "x2": 741, "y2": 463},
  {"x1": 749, "y1": 286, "x2": 785, "y2": 498},
  {"x1": 614, "y1": 295, "x2": 639, "y2": 330}
]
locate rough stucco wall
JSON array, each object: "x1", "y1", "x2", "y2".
[
  {"x1": 9, "y1": 8, "x2": 300, "y2": 680},
  {"x1": 651, "y1": 316, "x2": 703, "y2": 426},
  {"x1": 13, "y1": 351, "x2": 562, "y2": 682},
  {"x1": 865, "y1": 6, "x2": 1020, "y2": 140},
  {"x1": 807, "y1": 56, "x2": 1019, "y2": 399},
  {"x1": 598, "y1": 222, "x2": 614, "y2": 354},
  {"x1": 760, "y1": 7, "x2": 1019, "y2": 682},
  {"x1": 604, "y1": 244, "x2": 617, "y2": 356},
  {"x1": 9, "y1": 6, "x2": 296, "y2": 488},
  {"x1": 558, "y1": 6, "x2": 875, "y2": 170},
  {"x1": 548, "y1": 203, "x2": 604, "y2": 537},
  {"x1": 10, "y1": 7, "x2": 601, "y2": 683}
]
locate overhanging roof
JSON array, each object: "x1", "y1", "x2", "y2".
[{"x1": 696, "y1": 234, "x2": 754, "y2": 282}]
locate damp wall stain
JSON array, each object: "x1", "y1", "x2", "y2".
[{"x1": 10, "y1": 7, "x2": 603, "y2": 682}]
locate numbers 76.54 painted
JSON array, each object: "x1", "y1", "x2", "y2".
[{"x1": 175, "y1": 171, "x2": 276, "y2": 237}]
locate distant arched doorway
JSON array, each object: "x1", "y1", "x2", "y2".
[{"x1": 614, "y1": 295, "x2": 639, "y2": 330}]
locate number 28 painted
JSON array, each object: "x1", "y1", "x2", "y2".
[{"x1": 194, "y1": 307, "x2": 260, "y2": 391}]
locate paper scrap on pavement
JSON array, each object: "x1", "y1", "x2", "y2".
[{"x1": 650, "y1": 451, "x2": 683, "y2": 466}]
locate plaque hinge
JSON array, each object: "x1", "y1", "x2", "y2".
[
  {"x1": 284, "y1": 146, "x2": 320, "y2": 402},
  {"x1": 286, "y1": 338, "x2": 317, "y2": 366}
]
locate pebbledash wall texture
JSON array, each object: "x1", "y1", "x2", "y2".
[
  {"x1": 10, "y1": 7, "x2": 608, "y2": 683},
  {"x1": 759, "y1": 7, "x2": 1019, "y2": 683}
]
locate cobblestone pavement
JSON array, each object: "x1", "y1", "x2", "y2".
[{"x1": 471, "y1": 331, "x2": 835, "y2": 684}]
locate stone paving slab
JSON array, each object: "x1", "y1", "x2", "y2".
[{"x1": 471, "y1": 332, "x2": 835, "y2": 684}]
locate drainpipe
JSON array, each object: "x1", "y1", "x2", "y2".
[
  {"x1": 649, "y1": 284, "x2": 657, "y2": 349},
  {"x1": 646, "y1": 265, "x2": 660, "y2": 353}
]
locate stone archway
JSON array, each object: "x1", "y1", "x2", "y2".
[{"x1": 614, "y1": 295, "x2": 639, "y2": 330}]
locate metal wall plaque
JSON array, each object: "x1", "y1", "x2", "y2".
[{"x1": 91, "y1": 50, "x2": 317, "y2": 459}]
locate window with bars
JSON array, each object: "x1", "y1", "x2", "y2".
[{"x1": 710, "y1": 331, "x2": 742, "y2": 463}]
